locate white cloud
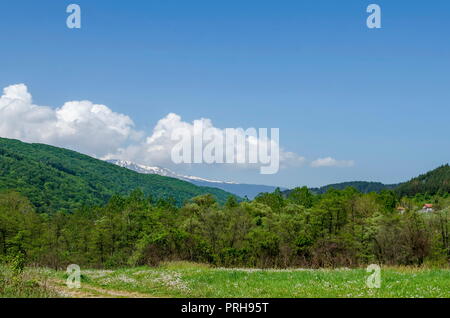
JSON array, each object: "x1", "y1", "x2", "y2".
[
  {"x1": 0, "y1": 84, "x2": 140, "y2": 157},
  {"x1": 280, "y1": 151, "x2": 306, "y2": 168},
  {"x1": 310, "y1": 157, "x2": 355, "y2": 168},
  {"x1": 0, "y1": 83, "x2": 321, "y2": 172},
  {"x1": 104, "y1": 113, "x2": 306, "y2": 171}
]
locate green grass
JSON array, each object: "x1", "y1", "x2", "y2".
[
  {"x1": 0, "y1": 265, "x2": 59, "y2": 298},
  {"x1": 2, "y1": 262, "x2": 448, "y2": 298},
  {"x1": 50, "y1": 262, "x2": 450, "y2": 298}
]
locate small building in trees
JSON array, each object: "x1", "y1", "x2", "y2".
[{"x1": 421, "y1": 204, "x2": 434, "y2": 213}]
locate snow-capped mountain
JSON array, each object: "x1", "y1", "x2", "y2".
[
  {"x1": 106, "y1": 159, "x2": 284, "y2": 199},
  {"x1": 107, "y1": 160, "x2": 238, "y2": 184}
]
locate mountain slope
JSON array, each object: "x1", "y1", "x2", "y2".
[
  {"x1": 282, "y1": 181, "x2": 398, "y2": 196},
  {"x1": 310, "y1": 181, "x2": 398, "y2": 194},
  {"x1": 282, "y1": 165, "x2": 450, "y2": 197},
  {"x1": 107, "y1": 159, "x2": 284, "y2": 199},
  {"x1": 0, "y1": 138, "x2": 236, "y2": 213},
  {"x1": 395, "y1": 164, "x2": 450, "y2": 196},
  {"x1": 107, "y1": 160, "x2": 239, "y2": 184}
]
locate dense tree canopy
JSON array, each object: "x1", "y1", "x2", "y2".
[
  {"x1": 0, "y1": 138, "x2": 235, "y2": 213},
  {"x1": 1, "y1": 188, "x2": 448, "y2": 269}
]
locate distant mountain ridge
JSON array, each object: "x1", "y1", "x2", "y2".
[
  {"x1": 109, "y1": 160, "x2": 450, "y2": 199},
  {"x1": 282, "y1": 181, "x2": 398, "y2": 196},
  {"x1": 310, "y1": 181, "x2": 399, "y2": 194},
  {"x1": 282, "y1": 165, "x2": 450, "y2": 196},
  {"x1": 107, "y1": 159, "x2": 285, "y2": 199},
  {"x1": 0, "y1": 137, "x2": 236, "y2": 213}
]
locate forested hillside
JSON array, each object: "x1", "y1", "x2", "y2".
[
  {"x1": 283, "y1": 181, "x2": 398, "y2": 196},
  {"x1": 312, "y1": 181, "x2": 398, "y2": 194},
  {"x1": 396, "y1": 164, "x2": 450, "y2": 197},
  {"x1": 282, "y1": 165, "x2": 450, "y2": 197},
  {"x1": 0, "y1": 138, "x2": 235, "y2": 212}
]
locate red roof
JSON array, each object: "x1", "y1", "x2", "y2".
[{"x1": 424, "y1": 204, "x2": 433, "y2": 208}]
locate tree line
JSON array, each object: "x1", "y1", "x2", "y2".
[{"x1": 0, "y1": 187, "x2": 449, "y2": 269}]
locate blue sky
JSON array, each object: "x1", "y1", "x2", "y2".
[{"x1": 0, "y1": 0, "x2": 449, "y2": 188}]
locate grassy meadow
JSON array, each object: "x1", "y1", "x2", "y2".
[
  {"x1": 2, "y1": 262, "x2": 449, "y2": 298},
  {"x1": 0, "y1": 265, "x2": 59, "y2": 298}
]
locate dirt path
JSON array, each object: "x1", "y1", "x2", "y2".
[{"x1": 45, "y1": 279, "x2": 155, "y2": 298}]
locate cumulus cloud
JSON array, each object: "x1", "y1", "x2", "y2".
[
  {"x1": 280, "y1": 151, "x2": 306, "y2": 168},
  {"x1": 310, "y1": 157, "x2": 355, "y2": 168},
  {"x1": 0, "y1": 84, "x2": 140, "y2": 157},
  {"x1": 104, "y1": 113, "x2": 306, "y2": 171},
  {"x1": 1, "y1": 83, "x2": 347, "y2": 173}
]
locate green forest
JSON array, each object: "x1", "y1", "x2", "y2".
[
  {"x1": 0, "y1": 137, "x2": 449, "y2": 270},
  {"x1": 1, "y1": 187, "x2": 448, "y2": 270},
  {"x1": 0, "y1": 137, "x2": 234, "y2": 212}
]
